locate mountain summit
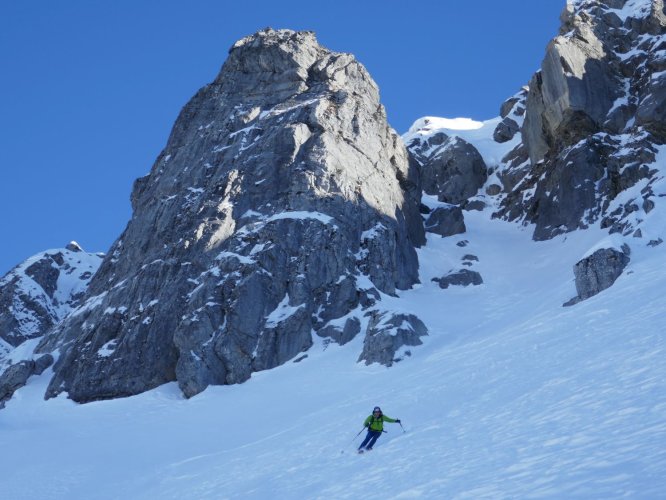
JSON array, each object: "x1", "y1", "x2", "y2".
[{"x1": 31, "y1": 28, "x2": 425, "y2": 402}]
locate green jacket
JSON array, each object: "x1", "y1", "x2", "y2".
[{"x1": 364, "y1": 414, "x2": 397, "y2": 432}]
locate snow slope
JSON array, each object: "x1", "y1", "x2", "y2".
[
  {"x1": 403, "y1": 115, "x2": 521, "y2": 169},
  {"x1": 1, "y1": 206, "x2": 665, "y2": 499}
]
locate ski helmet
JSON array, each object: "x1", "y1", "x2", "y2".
[{"x1": 373, "y1": 406, "x2": 381, "y2": 412}]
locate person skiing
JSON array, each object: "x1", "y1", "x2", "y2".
[{"x1": 358, "y1": 406, "x2": 400, "y2": 453}]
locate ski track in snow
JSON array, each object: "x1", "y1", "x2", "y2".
[{"x1": 1, "y1": 211, "x2": 665, "y2": 499}]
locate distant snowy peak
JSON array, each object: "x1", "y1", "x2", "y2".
[
  {"x1": 405, "y1": 117, "x2": 484, "y2": 135},
  {"x1": 0, "y1": 244, "x2": 102, "y2": 406},
  {"x1": 0, "y1": 243, "x2": 102, "y2": 347}
]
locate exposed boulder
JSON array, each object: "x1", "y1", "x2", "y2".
[
  {"x1": 462, "y1": 199, "x2": 487, "y2": 212},
  {"x1": 0, "y1": 361, "x2": 34, "y2": 408},
  {"x1": 0, "y1": 355, "x2": 53, "y2": 409},
  {"x1": 486, "y1": 184, "x2": 502, "y2": 196},
  {"x1": 424, "y1": 205, "x2": 466, "y2": 237},
  {"x1": 493, "y1": 117, "x2": 520, "y2": 143},
  {"x1": 417, "y1": 136, "x2": 488, "y2": 205},
  {"x1": 564, "y1": 246, "x2": 630, "y2": 306},
  {"x1": 462, "y1": 254, "x2": 479, "y2": 263},
  {"x1": 316, "y1": 316, "x2": 361, "y2": 346},
  {"x1": 37, "y1": 28, "x2": 426, "y2": 403},
  {"x1": 432, "y1": 269, "x2": 483, "y2": 289},
  {"x1": 358, "y1": 312, "x2": 428, "y2": 366}
]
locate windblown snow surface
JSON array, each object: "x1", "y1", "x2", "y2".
[{"x1": 2, "y1": 124, "x2": 665, "y2": 499}]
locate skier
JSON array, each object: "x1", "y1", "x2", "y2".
[{"x1": 358, "y1": 406, "x2": 400, "y2": 453}]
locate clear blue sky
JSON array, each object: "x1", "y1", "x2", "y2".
[{"x1": 0, "y1": 0, "x2": 564, "y2": 275}]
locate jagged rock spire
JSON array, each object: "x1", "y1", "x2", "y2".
[{"x1": 37, "y1": 28, "x2": 426, "y2": 402}]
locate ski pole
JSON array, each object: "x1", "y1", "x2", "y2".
[
  {"x1": 352, "y1": 426, "x2": 366, "y2": 442},
  {"x1": 399, "y1": 421, "x2": 406, "y2": 433},
  {"x1": 341, "y1": 427, "x2": 367, "y2": 454}
]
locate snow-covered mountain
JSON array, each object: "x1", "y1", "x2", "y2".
[
  {"x1": 0, "y1": 242, "x2": 102, "y2": 407},
  {"x1": 0, "y1": 0, "x2": 665, "y2": 497},
  {"x1": 0, "y1": 242, "x2": 101, "y2": 348}
]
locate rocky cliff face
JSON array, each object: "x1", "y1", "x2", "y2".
[
  {"x1": 36, "y1": 29, "x2": 425, "y2": 402},
  {"x1": 408, "y1": 1, "x2": 665, "y2": 244},
  {"x1": 405, "y1": 0, "x2": 665, "y2": 304},
  {"x1": 498, "y1": 0, "x2": 666, "y2": 241}
]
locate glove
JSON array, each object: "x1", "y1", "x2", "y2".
[{"x1": 396, "y1": 419, "x2": 401, "y2": 423}]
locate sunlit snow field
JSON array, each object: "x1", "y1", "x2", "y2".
[{"x1": 2, "y1": 205, "x2": 665, "y2": 499}]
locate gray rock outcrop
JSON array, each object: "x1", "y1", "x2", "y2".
[
  {"x1": 408, "y1": 134, "x2": 488, "y2": 205},
  {"x1": 564, "y1": 246, "x2": 631, "y2": 306},
  {"x1": 36, "y1": 29, "x2": 426, "y2": 403},
  {"x1": 358, "y1": 312, "x2": 428, "y2": 366}
]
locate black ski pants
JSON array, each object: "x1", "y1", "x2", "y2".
[{"x1": 359, "y1": 429, "x2": 382, "y2": 450}]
